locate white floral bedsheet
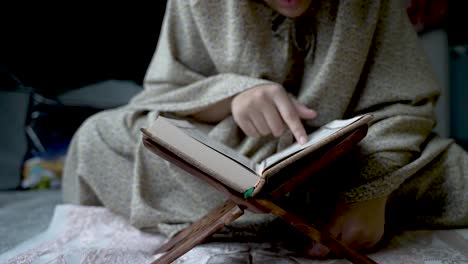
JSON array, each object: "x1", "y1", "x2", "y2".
[{"x1": 1, "y1": 205, "x2": 467, "y2": 264}]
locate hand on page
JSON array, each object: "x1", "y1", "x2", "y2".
[{"x1": 231, "y1": 84, "x2": 317, "y2": 144}]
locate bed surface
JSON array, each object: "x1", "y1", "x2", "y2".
[
  {"x1": 0, "y1": 190, "x2": 62, "y2": 254},
  {"x1": 1, "y1": 190, "x2": 467, "y2": 263}
]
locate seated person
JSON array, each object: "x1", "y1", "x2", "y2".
[{"x1": 62, "y1": 0, "x2": 468, "y2": 257}]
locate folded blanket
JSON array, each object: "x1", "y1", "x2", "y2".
[{"x1": 1, "y1": 204, "x2": 468, "y2": 263}]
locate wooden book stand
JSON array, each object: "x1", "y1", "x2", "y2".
[{"x1": 142, "y1": 125, "x2": 378, "y2": 264}]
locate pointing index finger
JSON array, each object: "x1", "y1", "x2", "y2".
[{"x1": 272, "y1": 93, "x2": 308, "y2": 145}]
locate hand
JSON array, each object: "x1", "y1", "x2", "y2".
[
  {"x1": 231, "y1": 84, "x2": 317, "y2": 144},
  {"x1": 306, "y1": 196, "x2": 388, "y2": 258}
]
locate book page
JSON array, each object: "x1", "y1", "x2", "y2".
[
  {"x1": 255, "y1": 115, "x2": 370, "y2": 175},
  {"x1": 166, "y1": 118, "x2": 256, "y2": 171}
]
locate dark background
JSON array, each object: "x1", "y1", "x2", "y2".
[
  {"x1": 447, "y1": 1, "x2": 468, "y2": 45},
  {"x1": 1, "y1": 1, "x2": 466, "y2": 95},
  {"x1": 1, "y1": 3, "x2": 167, "y2": 96}
]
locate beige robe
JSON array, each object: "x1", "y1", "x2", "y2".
[{"x1": 63, "y1": 0, "x2": 468, "y2": 236}]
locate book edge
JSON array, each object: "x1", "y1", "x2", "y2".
[{"x1": 143, "y1": 117, "x2": 261, "y2": 194}]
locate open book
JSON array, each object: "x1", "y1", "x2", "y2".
[{"x1": 141, "y1": 114, "x2": 373, "y2": 198}]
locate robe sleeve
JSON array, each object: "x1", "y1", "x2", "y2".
[
  {"x1": 336, "y1": 0, "x2": 448, "y2": 202},
  {"x1": 129, "y1": 0, "x2": 274, "y2": 115}
]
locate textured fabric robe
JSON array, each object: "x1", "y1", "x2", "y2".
[{"x1": 63, "y1": 0, "x2": 468, "y2": 236}]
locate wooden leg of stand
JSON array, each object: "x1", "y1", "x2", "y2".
[
  {"x1": 152, "y1": 200, "x2": 244, "y2": 264},
  {"x1": 255, "y1": 199, "x2": 378, "y2": 264}
]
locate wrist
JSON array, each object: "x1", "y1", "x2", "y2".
[{"x1": 191, "y1": 97, "x2": 233, "y2": 123}]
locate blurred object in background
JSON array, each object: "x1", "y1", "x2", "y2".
[
  {"x1": 406, "y1": 0, "x2": 468, "y2": 150},
  {"x1": 406, "y1": 0, "x2": 448, "y2": 33},
  {"x1": 24, "y1": 93, "x2": 101, "y2": 161},
  {"x1": 447, "y1": 0, "x2": 468, "y2": 150},
  {"x1": 406, "y1": 0, "x2": 450, "y2": 138},
  {"x1": 420, "y1": 29, "x2": 450, "y2": 138},
  {"x1": 0, "y1": 68, "x2": 32, "y2": 190},
  {"x1": 20, "y1": 93, "x2": 102, "y2": 190},
  {"x1": 0, "y1": 71, "x2": 142, "y2": 191},
  {"x1": 22, "y1": 157, "x2": 64, "y2": 190},
  {"x1": 19, "y1": 80, "x2": 142, "y2": 190},
  {"x1": 450, "y1": 45, "x2": 468, "y2": 150}
]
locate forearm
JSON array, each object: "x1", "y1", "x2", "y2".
[{"x1": 190, "y1": 97, "x2": 233, "y2": 123}]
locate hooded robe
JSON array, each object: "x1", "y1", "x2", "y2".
[{"x1": 63, "y1": 0, "x2": 468, "y2": 237}]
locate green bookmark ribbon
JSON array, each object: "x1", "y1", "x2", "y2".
[{"x1": 243, "y1": 187, "x2": 255, "y2": 199}]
